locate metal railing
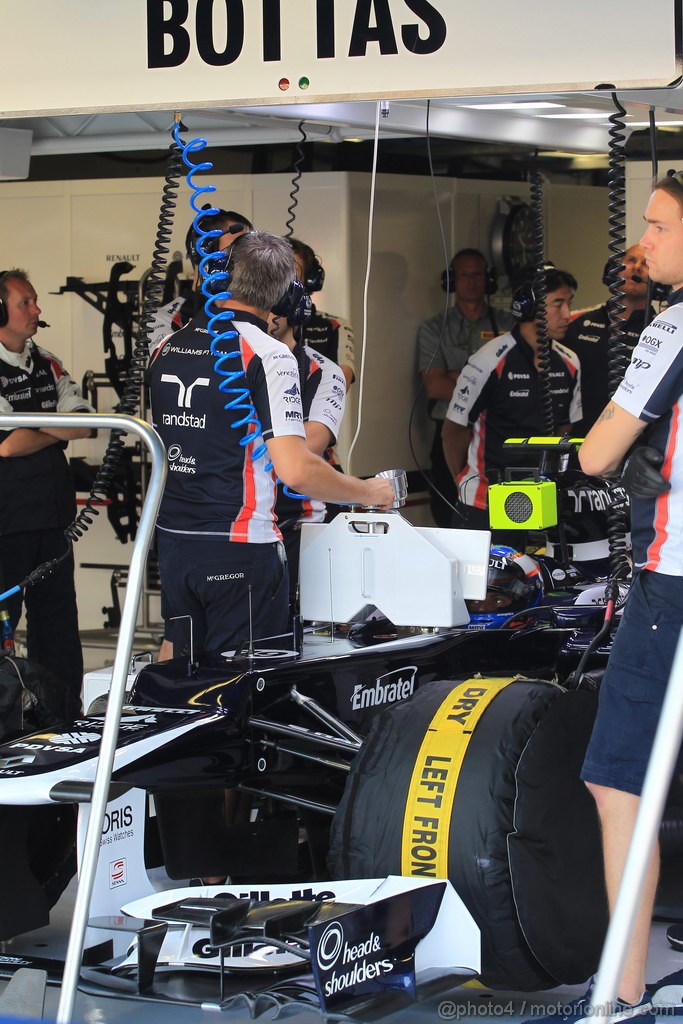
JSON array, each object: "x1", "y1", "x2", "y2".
[
  {"x1": 0, "y1": 412, "x2": 166, "y2": 1024},
  {"x1": 589, "y1": 628, "x2": 683, "y2": 1016}
]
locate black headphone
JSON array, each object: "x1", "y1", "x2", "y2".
[
  {"x1": 304, "y1": 254, "x2": 325, "y2": 294},
  {"x1": 602, "y1": 255, "x2": 671, "y2": 302},
  {"x1": 0, "y1": 271, "x2": 8, "y2": 328},
  {"x1": 215, "y1": 234, "x2": 311, "y2": 326},
  {"x1": 511, "y1": 280, "x2": 537, "y2": 321},
  {"x1": 511, "y1": 263, "x2": 567, "y2": 321},
  {"x1": 272, "y1": 279, "x2": 312, "y2": 326},
  {"x1": 289, "y1": 240, "x2": 325, "y2": 293},
  {"x1": 441, "y1": 250, "x2": 498, "y2": 297}
]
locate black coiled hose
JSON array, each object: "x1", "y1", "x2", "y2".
[
  {"x1": 529, "y1": 167, "x2": 554, "y2": 434},
  {"x1": 603, "y1": 94, "x2": 631, "y2": 581},
  {"x1": 63, "y1": 127, "x2": 184, "y2": 545}
]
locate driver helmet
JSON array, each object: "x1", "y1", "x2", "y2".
[{"x1": 466, "y1": 545, "x2": 544, "y2": 629}]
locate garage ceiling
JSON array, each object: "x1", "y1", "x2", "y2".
[{"x1": 4, "y1": 86, "x2": 683, "y2": 161}]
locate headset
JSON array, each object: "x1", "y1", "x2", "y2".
[
  {"x1": 602, "y1": 255, "x2": 670, "y2": 302},
  {"x1": 304, "y1": 253, "x2": 325, "y2": 294},
  {"x1": 441, "y1": 249, "x2": 498, "y2": 297},
  {"x1": 216, "y1": 232, "x2": 312, "y2": 326},
  {"x1": 272, "y1": 278, "x2": 312, "y2": 326},
  {"x1": 511, "y1": 264, "x2": 578, "y2": 321},
  {"x1": 289, "y1": 239, "x2": 325, "y2": 294}
]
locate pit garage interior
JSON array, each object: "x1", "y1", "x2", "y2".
[{"x1": 2, "y1": 1, "x2": 683, "y2": 1022}]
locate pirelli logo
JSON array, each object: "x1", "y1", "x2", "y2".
[{"x1": 400, "y1": 677, "x2": 516, "y2": 878}]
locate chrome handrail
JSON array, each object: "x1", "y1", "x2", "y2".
[{"x1": 0, "y1": 412, "x2": 166, "y2": 1024}]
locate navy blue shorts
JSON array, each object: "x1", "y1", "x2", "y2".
[
  {"x1": 157, "y1": 533, "x2": 289, "y2": 658},
  {"x1": 581, "y1": 570, "x2": 683, "y2": 796}
]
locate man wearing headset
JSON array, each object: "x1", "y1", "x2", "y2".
[
  {"x1": 441, "y1": 265, "x2": 581, "y2": 545},
  {"x1": 535, "y1": 174, "x2": 683, "y2": 1024},
  {"x1": 287, "y1": 238, "x2": 355, "y2": 392},
  {"x1": 0, "y1": 269, "x2": 93, "y2": 718},
  {"x1": 147, "y1": 231, "x2": 393, "y2": 660},
  {"x1": 417, "y1": 248, "x2": 515, "y2": 526},
  {"x1": 563, "y1": 244, "x2": 655, "y2": 431}
]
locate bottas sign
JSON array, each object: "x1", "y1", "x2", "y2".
[{"x1": 0, "y1": 0, "x2": 679, "y2": 117}]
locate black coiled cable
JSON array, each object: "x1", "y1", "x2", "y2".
[
  {"x1": 529, "y1": 167, "x2": 554, "y2": 434},
  {"x1": 603, "y1": 94, "x2": 631, "y2": 581},
  {"x1": 605, "y1": 95, "x2": 631, "y2": 399},
  {"x1": 64, "y1": 127, "x2": 184, "y2": 545},
  {"x1": 284, "y1": 121, "x2": 307, "y2": 240}
]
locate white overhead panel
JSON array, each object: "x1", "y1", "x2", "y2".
[{"x1": 0, "y1": 1, "x2": 679, "y2": 118}]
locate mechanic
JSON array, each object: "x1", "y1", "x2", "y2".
[
  {"x1": 147, "y1": 208, "x2": 253, "y2": 350},
  {"x1": 417, "y1": 248, "x2": 515, "y2": 526},
  {"x1": 0, "y1": 269, "x2": 93, "y2": 719},
  {"x1": 288, "y1": 237, "x2": 355, "y2": 392},
  {"x1": 441, "y1": 265, "x2": 581, "y2": 546},
  {"x1": 563, "y1": 244, "x2": 655, "y2": 431},
  {"x1": 267, "y1": 306, "x2": 347, "y2": 612},
  {"x1": 147, "y1": 231, "x2": 393, "y2": 660},
  {"x1": 536, "y1": 173, "x2": 683, "y2": 1024}
]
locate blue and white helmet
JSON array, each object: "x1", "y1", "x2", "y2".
[{"x1": 466, "y1": 545, "x2": 544, "y2": 629}]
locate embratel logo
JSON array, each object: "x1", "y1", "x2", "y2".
[
  {"x1": 109, "y1": 858, "x2": 127, "y2": 889},
  {"x1": 351, "y1": 666, "x2": 417, "y2": 711}
]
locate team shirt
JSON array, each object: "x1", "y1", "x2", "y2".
[
  {"x1": 563, "y1": 303, "x2": 653, "y2": 430},
  {"x1": 274, "y1": 343, "x2": 346, "y2": 525},
  {"x1": 147, "y1": 293, "x2": 195, "y2": 353},
  {"x1": 445, "y1": 325, "x2": 582, "y2": 509},
  {"x1": 301, "y1": 305, "x2": 355, "y2": 381},
  {"x1": 612, "y1": 289, "x2": 683, "y2": 575},
  {"x1": 148, "y1": 309, "x2": 306, "y2": 543},
  {"x1": 0, "y1": 340, "x2": 93, "y2": 533}
]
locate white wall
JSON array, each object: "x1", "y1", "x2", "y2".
[{"x1": 0, "y1": 170, "x2": 609, "y2": 629}]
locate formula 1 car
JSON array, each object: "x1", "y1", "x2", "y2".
[{"x1": 0, "y1": 484, "x2": 623, "y2": 1014}]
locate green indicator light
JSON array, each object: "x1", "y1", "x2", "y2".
[{"x1": 299, "y1": 77, "x2": 310, "y2": 90}]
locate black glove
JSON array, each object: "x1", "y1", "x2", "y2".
[{"x1": 620, "y1": 446, "x2": 670, "y2": 500}]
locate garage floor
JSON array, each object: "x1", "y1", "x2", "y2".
[{"x1": 2, "y1": 872, "x2": 683, "y2": 1024}]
